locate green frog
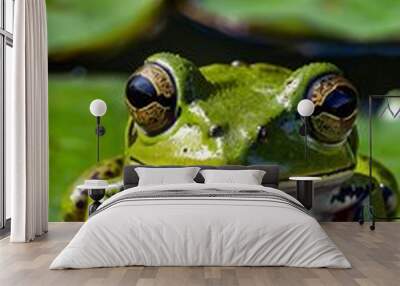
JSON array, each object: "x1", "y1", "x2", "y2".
[{"x1": 64, "y1": 52, "x2": 399, "y2": 221}]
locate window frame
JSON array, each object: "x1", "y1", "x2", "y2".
[{"x1": 0, "y1": 0, "x2": 14, "y2": 231}]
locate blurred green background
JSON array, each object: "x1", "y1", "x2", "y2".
[
  {"x1": 49, "y1": 76, "x2": 127, "y2": 220},
  {"x1": 358, "y1": 113, "x2": 400, "y2": 187},
  {"x1": 47, "y1": 0, "x2": 400, "y2": 221}
]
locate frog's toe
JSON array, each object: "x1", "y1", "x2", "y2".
[
  {"x1": 379, "y1": 183, "x2": 397, "y2": 214},
  {"x1": 332, "y1": 180, "x2": 369, "y2": 205},
  {"x1": 70, "y1": 188, "x2": 88, "y2": 207},
  {"x1": 75, "y1": 199, "x2": 86, "y2": 210},
  {"x1": 331, "y1": 180, "x2": 369, "y2": 220},
  {"x1": 334, "y1": 173, "x2": 398, "y2": 220}
]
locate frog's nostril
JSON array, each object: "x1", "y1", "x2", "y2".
[
  {"x1": 209, "y1": 125, "x2": 224, "y2": 137},
  {"x1": 306, "y1": 74, "x2": 358, "y2": 144}
]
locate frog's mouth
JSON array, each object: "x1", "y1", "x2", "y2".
[
  {"x1": 128, "y1": 154, "x2": 363, "y2": 217},
  {"x1": 130, "y1": 152, "x2": 354, "y2": 197},
  {"x1": 128, "y1": 156, "x2": 146, "y2": 165}
]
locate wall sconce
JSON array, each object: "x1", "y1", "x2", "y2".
[
  {"x1": 297, "y1": 99, "x2": 315, "y2": 160},
  {"x1": 89, "y1": 99, "x2": 107, "y2": 163}
]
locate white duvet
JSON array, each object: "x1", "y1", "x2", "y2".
[{"x1": 50, "y1": 183, "x2": 351, "y2": 269}]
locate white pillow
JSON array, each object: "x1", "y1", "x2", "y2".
[
  {"x1": 200, "y1": 169, "x2": 266, "y2": 185},
  {"x1": 135, "y1": 167, "x2": 200, "y2": 186}
]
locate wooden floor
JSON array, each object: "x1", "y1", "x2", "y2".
[{"x1": 0, "y1": 222, "x2": 399, "y2": 286}]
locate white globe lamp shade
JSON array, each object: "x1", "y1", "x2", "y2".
[
  {"x1": 297, "y1": 99, "x2": 315, "y2": 117},
  {"x1": 90, "y1": 99, "x2": 107, "y2": 117}
]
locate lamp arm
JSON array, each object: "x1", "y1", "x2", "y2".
[
  {"x1": 95, "y1": 117, "x2": 106, "y2": 163},
  {"x1": 95, "y1": 117, "x2": 106, "y2": 136},
  {"x1": 304, "y1": 117, "x2": 308, "y2": 161}
]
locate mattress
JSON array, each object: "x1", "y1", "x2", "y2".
[{"x1": 50, "y1": 183, "x2": 351, "y2": 269}]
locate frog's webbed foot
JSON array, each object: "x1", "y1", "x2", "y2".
[
  {"x1": 334, "y1": 174, "x2": 381, "y2": 221},
  {"x1": 335, "y1": 155, "x2": 399, "y2": 221},
  {"x1": 63, "y1": 156, "x2": 124, "y2": 221}
]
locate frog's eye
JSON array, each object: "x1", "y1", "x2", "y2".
[
  {"x1": 125, "y1": 63, "x2": 177, "y2": 136},
  {"x1": 306, "y1": 74, "x2": 358, "y2": 144}
]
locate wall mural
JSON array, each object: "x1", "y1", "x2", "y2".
[{"x1": 48, "y1": 0, "x2": 400, "y2": 222}]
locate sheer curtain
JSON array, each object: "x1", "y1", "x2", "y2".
[{"x1": 7, "y1": 0, "x2": 48, "y2": 242}]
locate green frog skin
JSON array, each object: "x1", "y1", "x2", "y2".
[{"x1": 63, "y1": 53, "x2": 399, "y2": 221}]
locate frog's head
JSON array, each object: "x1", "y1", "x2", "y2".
[{"x1": 124, "y1": 52, "x2": 358, "y2": 183}]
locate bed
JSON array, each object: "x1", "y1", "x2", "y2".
[{"x1": 50, "y1": 165, "x2": 350, "y2": 269}]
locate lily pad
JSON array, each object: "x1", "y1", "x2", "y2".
[
  {"x1": 179, "y1": 0, "x2": 400, "y2": 42},
  {"x1": 47, "y1": 0, "x2": 165, "y2": 59}
]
